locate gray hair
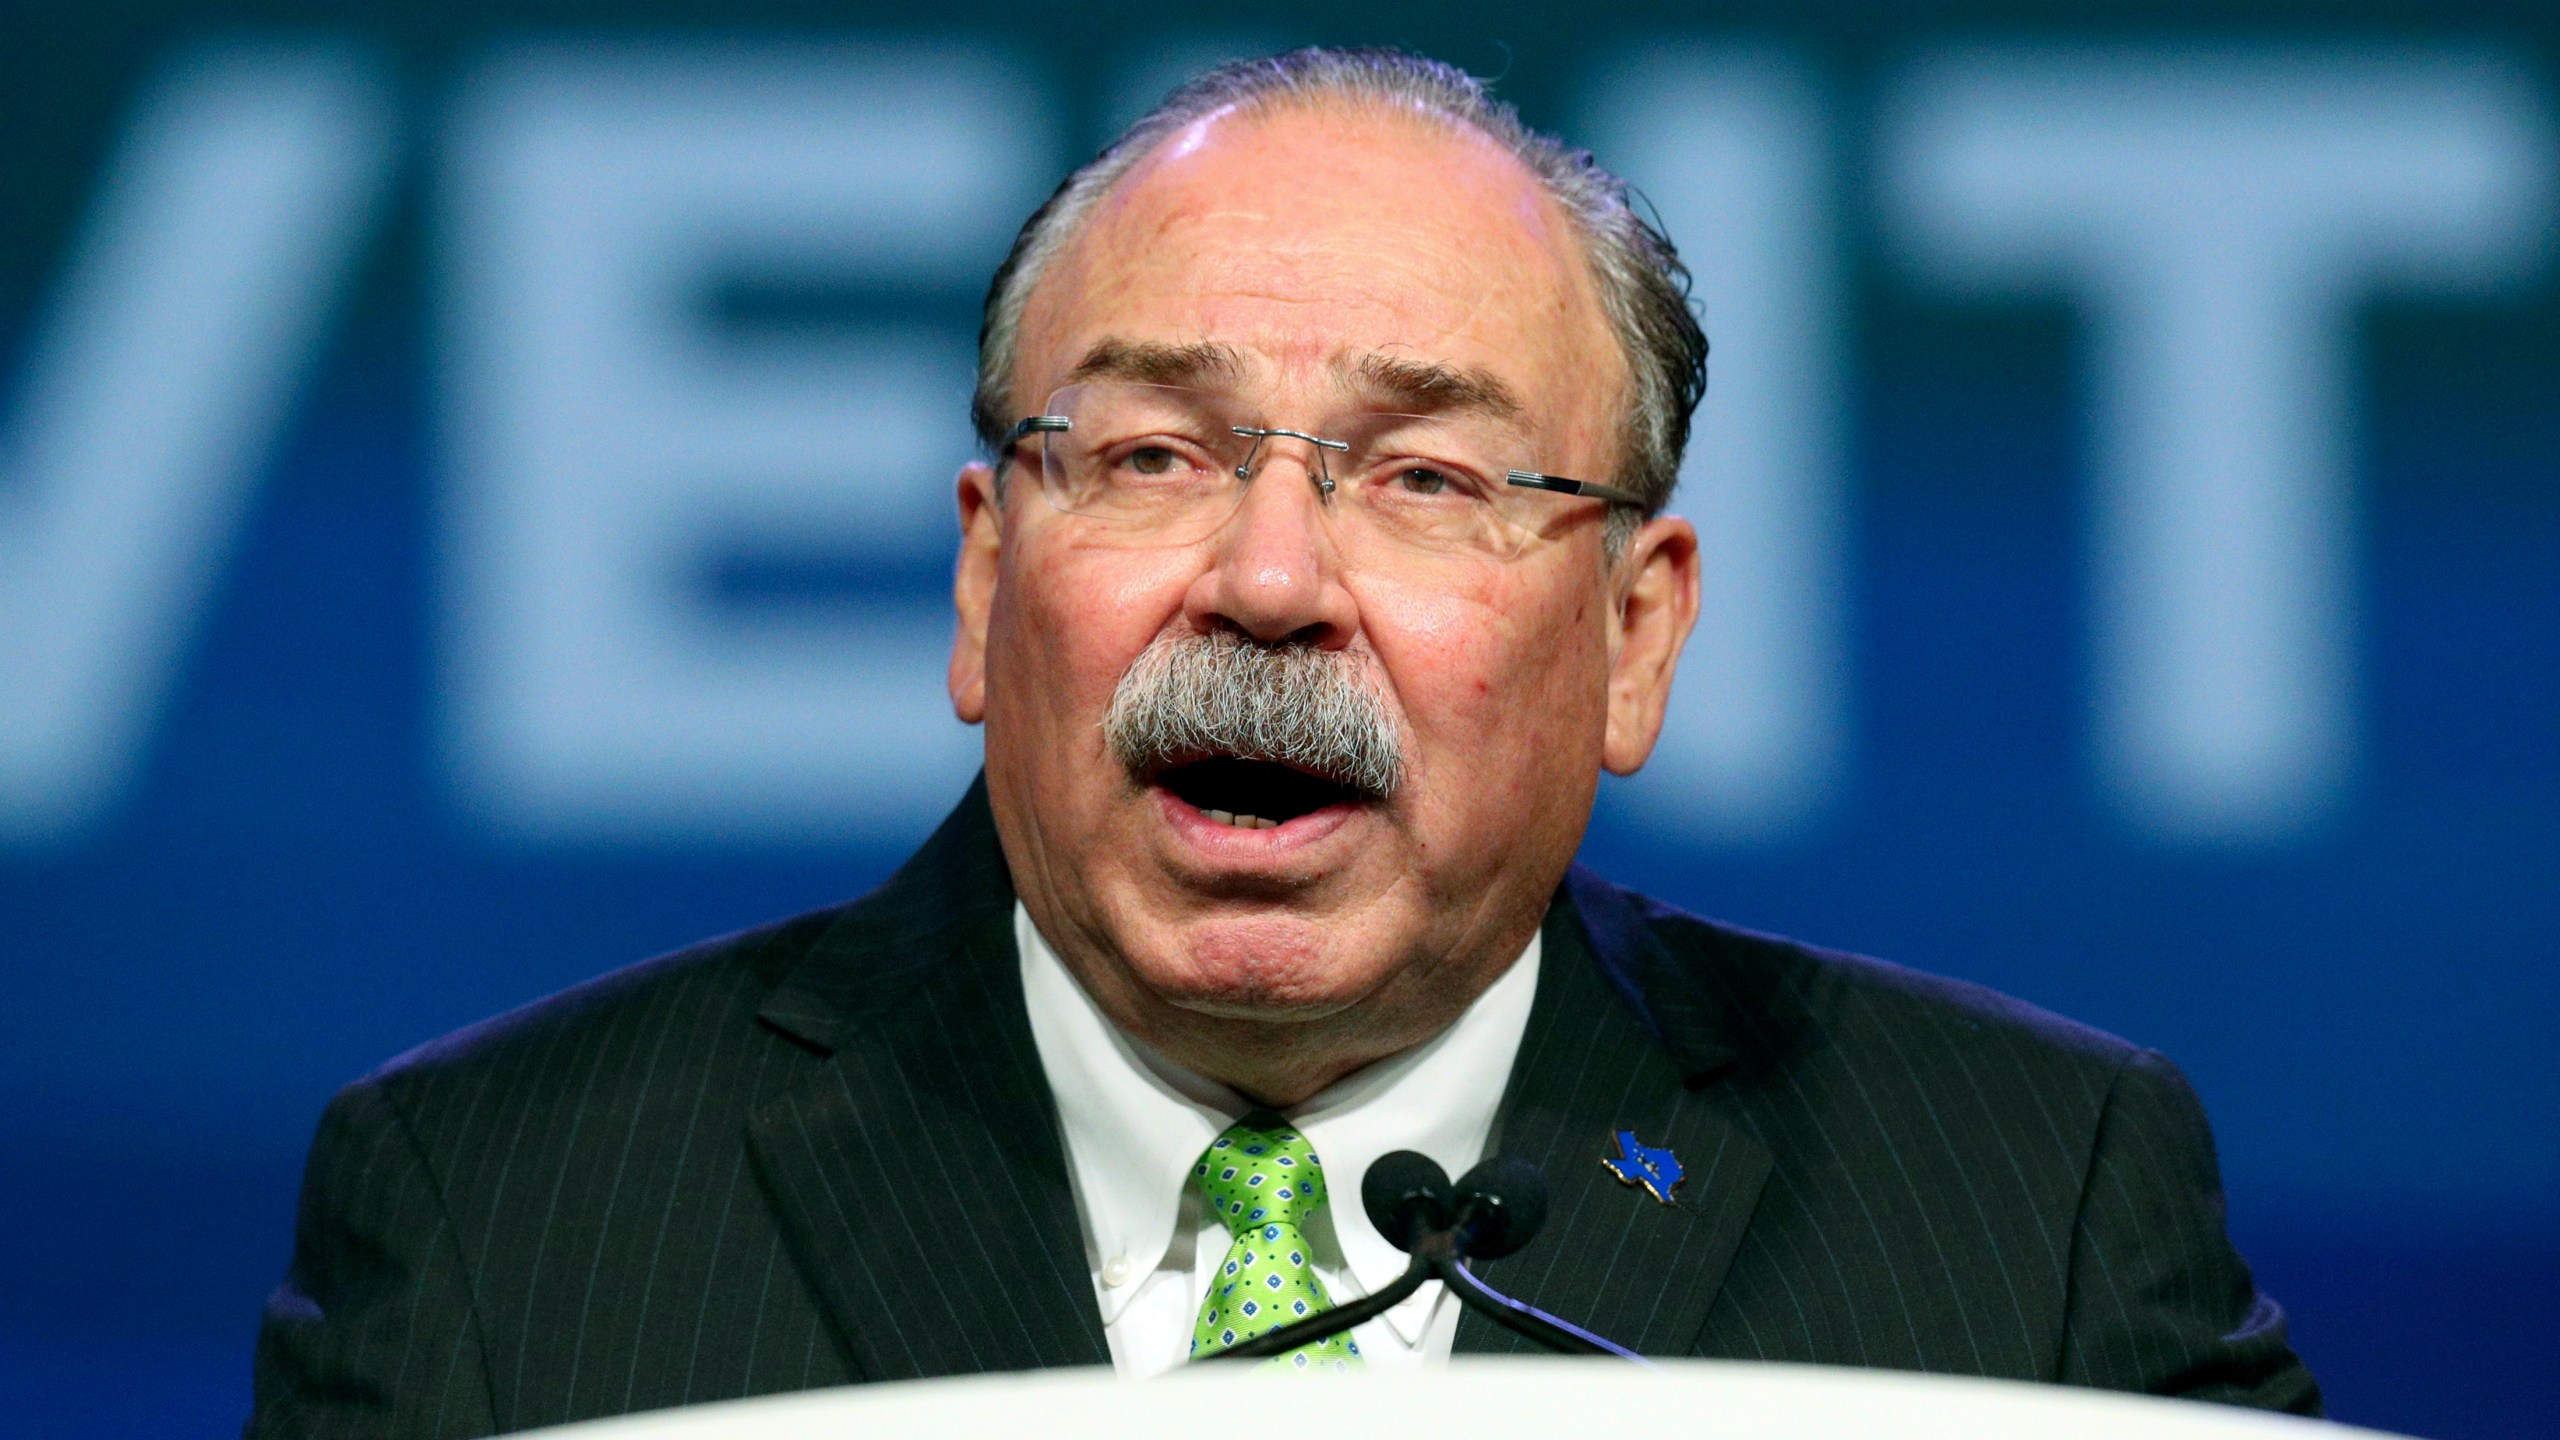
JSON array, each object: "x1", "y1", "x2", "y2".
[
  {"x1": 970, "y1": 46, "x2": 1708, "y2": 549},
  {"x1": 1104, "y1": 630, "x2": 1405, "y2": 800}
]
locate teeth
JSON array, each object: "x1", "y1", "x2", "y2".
[
  {"x1": 1201, "y1": 809, "x2": 1277, "y2": 829},
  {"x1": 1205, "y1": 809, "x2": 1234, "y2": 825}
]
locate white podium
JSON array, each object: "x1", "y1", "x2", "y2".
[{"x1": 515, "y1": 1359, "x2": 2398, "y2": 1440}]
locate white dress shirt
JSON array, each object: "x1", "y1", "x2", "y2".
[{"x1": 1017, "y1": 903, "x2": 1540, "y2": 1378}]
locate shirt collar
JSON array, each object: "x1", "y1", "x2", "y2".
[
  {"x1": 1017, "y1": 905, "x2": 1227, "y2": 1325},
  {"x1": 1017, "y1": 903, "x2": 1541, "y2": 1338}
]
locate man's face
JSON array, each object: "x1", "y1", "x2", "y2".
[{"x1": 949, "y1": 102, "x2": 1697, "y2": 1078}]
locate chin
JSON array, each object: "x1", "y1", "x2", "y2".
[{"x1": 1141, "y1": 917, "x2": 1384, "y2": 1022}]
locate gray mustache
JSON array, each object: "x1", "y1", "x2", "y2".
[{"x1": 1103, "y1": 632, "x2": 1406, "y2": 800}]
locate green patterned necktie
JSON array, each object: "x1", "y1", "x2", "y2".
[{"x1": 1188, "y1": 1115, "x2": 1364, "y2": 1372}]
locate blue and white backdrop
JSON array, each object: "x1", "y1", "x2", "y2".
[{"x1": 1, "y1": 4, "x2": 2553, "y2": 1436}]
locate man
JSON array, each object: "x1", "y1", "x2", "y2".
[{"x1": 249, "y1": 47, "x2": 2318, "y2": 1435}]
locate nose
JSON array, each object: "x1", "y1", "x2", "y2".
[{"x1": 1182, "y1": 437, "x2": 1361, "y2": 649}]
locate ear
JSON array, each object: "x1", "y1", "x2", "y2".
[
  {"x1": 1601, "y1": 514, "x2": 1701, "y2": 775},
  {"x1": 949, "y1": 461, "x2": 1003, "y2": 724}
]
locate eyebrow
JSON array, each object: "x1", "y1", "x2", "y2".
[
  {"x1": 1066, "y1": 338, "x2": 1247, "y2": 388},
  {"x1": 1347, "y1": 354, "x2": 1525, "y2": 421},
  {"x1": 1062, "y1": 340, "x2": 1528, "y2": 423}
]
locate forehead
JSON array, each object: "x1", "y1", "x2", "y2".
[{"x1": 1013, "y1": 101, "x2": 1624, "y2": 439}]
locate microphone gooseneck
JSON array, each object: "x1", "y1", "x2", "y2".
[
  {"x1": 1448, "y1": 1154, "x2": 1547, "y2": 1260},
  {"x1": 1435, "y1": 1252, "x2": 1644, "y2": 1360},
  {"x1": 1200, "y1": 1150, "x2": 1649, "y2": 1366}
]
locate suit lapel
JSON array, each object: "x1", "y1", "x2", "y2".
[
  {"x1": 741, "y1": 784, "x2": 1777, "y2": 1372},
  {"x1": 745, "y1": 780, "x2": 1110, "y2": 1379},
  {"x1": 1455, "y1": 867, "x2": 1773, "y2": 1359}
]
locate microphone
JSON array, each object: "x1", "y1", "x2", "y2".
[
  {"x1": 1447, "y1": 1154, "x2": 1545, "y2": 1260},
  {"x1": 1201, "y1": 1150, "x2": 1648, "y2": 1365},
  {"x1": 1361, "y1": 1149, "x2": 1455, "y2": 1251}
]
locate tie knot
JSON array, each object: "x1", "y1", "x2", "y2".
[{"x1": 1194, "y1": 1115, "x2": 1329, "y2": 1238}]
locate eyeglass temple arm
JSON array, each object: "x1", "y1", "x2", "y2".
[
  {"x1": 1506, "y1": 470, "x2": 1646, "y2": 507},
  {"x1": 1008, "y1": 415, "x2": 1071, "y2": 446}
]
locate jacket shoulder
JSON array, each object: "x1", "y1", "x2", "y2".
[
  {"x1": 342, "y1": 778, "x2": 1014, "y2": 1155},
  {"x1": 367, "y1": 903, "x2": 841, "y2": 1091},
  {"x1": 1569, "y1": 867, "x2": 2144, "y2": 1101},
  {"x1": 336, "y1": 900, "x2": 858, "y2": 1175}
]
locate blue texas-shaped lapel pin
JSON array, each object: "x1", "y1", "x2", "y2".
[{"x1": 1602, "y1": 1129, "x2": 1684, "y2": 1205}]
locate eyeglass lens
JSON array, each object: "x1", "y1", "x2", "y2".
[{"x1": 1025, "y1": 381, "x2": 1589, "y2": 560}]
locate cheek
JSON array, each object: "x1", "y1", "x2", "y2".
[
  {"x1": 1359, "y1": 565, "x2": 1608, "y2": 752},
  {"x1": 988, "y1": 534, "x2": 1196, "y2": 735}
]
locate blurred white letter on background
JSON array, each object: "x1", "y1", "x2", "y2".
[
  {"x1": 1587, "y1": 50, "x2": 1848, "y2": 843},
  {"x1": 1883, "y1": 49, "x2": 2553, "y2": 842},
  {"x1": 0, "y1": 46, "x2": 392, "y2": 845},
  {"x1": 443, "y1": 45, "x2": 1041, "y2": 842}
]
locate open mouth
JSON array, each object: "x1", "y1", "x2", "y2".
[{"x1": 1156, "y1": 756, "x2": 1368, "y2": 829}]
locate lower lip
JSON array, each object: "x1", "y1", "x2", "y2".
[{"x1": 1152, "y1": 784, "x2": 1367, "y2": 856}]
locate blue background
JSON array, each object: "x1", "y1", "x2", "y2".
[{"x1": 1, "y1": 4, "x2": 2553, "y2": 1437}]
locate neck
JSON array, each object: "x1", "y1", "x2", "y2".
[
  {"x1": 1147, "y1": 1018, "x2": 1415, "y2": 1110},
  {"x1": 1045, "y1": 921, "x2": 1537, "y2": 1110}
]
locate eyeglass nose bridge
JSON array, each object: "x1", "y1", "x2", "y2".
[{"x1": 1230, "y1": 425, "x2": 1350, "y2": 496}]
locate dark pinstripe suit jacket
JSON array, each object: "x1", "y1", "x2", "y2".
[{"x1": 248, "y1": 780, "x2": 2319, "y2": 1435}]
